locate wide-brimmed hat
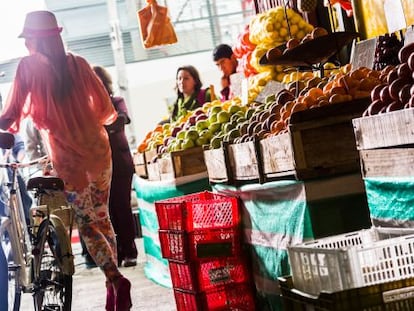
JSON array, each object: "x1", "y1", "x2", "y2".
[{"x1": 19, "y1": 10, "x2": 62, "y2": 38}]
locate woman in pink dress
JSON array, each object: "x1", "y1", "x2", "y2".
[{"x1": 0, "y1": 10, "x2": 132, "y2": 311}]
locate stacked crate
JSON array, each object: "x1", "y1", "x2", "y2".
[
  {"x1": 280, "y1": 227, "x2": 414, "y2": 309},
  {"x1": 155, "y1": 191, "x2": 256, "y2": 311}
]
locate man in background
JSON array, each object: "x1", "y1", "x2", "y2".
[{"x1": 212, "y1": 44, "x2": 238, "y2": 101}]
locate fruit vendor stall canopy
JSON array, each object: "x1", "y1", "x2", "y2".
[
  {"x1": 133, "y1": 173, "x2": 210, "y2": 287},
  {"x1": 213, "y1": 173, "x2": 370, "y2": 310},
  {"x1": 364, "y1": 177, "x2": 414, "y2": 228},
  {"x1": 352, "y1": 0, "x2": 414, "y2": 39}
]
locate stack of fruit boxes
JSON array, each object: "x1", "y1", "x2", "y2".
[{"x1": 155, "y1": 191, "x2": 256, "y2": 311}]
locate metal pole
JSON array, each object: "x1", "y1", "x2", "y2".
[{"x1": 106, "y1": 0, "x2": 136, "y2": 146}]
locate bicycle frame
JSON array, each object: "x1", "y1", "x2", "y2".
[
  {"x1": 0, "y1": 131, "x2": 73, "y2": 311},
  {"x1": 0, "y1": 156, "x2": 33, "y2": 290}
]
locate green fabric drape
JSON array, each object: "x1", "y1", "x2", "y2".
[{"x1": 365, "y1": 177, "x2": 414, "y2": 227}]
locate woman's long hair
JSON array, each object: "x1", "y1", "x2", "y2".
[
  {"x1": 33, "y1": 35, "x2": 72, "y2": 101},
  {"x1": 92, "y1": 65, "x2": 113, "y2": 96}
]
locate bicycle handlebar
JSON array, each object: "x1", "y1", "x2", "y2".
[{"x1": 0, "y1": 155, "x2": 50, "y2": 169}]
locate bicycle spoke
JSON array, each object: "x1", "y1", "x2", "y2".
[{"x1": 33, "y1": 222, "x2": 72, "y2": 311}]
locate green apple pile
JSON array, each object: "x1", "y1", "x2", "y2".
[{"x1": 141, "y1": 98, "x2": 255, "y2": 154}]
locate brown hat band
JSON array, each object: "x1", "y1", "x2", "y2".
[{"x1": 19, "y1": 27, "x2": 62, "y2": 38}]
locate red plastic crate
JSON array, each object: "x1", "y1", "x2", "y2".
[
  {"x1": 155, "y1": 191, "x2": 240, "y2": 231},
  {"x1": 169, "y1": 257, "x2": 251, "y2": 292},
  {"x1": 159, "y1": 228, "x2": 241, "y2": 262},
  {"x1": 174, "y1": 282, "x2": 256, "y2": 311}
]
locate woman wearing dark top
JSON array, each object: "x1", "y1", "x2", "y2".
[
  {"x1": 92, "y1": 65, "x2": 138, "y2": 268},
  {"x1": 170, "y1": 65, "x2": 213, "y2": 122}
]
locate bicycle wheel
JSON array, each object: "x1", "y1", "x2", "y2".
[
  {"x1": 1, "y1": 219, "x2": 22, "y2": 311},
  {"x1": 33, "y1": 220, "x2": 72, "y2": 311},
  {"x1": 7, "y1": 264, "x2": 22, "y2": 311}
]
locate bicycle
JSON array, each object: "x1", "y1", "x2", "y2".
[{"x1": 0, "y1": 132, "x2": 74, "y2": 311}]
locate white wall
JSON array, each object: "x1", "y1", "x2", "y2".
[{"x1": 0, "y1": 51, "x2": 222, "y2": 148}]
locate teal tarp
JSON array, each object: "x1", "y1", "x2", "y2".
[
  {"x1": 214, "y1": 181, "x2": 312, "y2": 310},
  {"x1": 365, "y1": 177, "x2": 414, "y2": 227}
]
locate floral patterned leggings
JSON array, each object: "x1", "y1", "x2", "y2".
[{"x1": 64, "y1": 168, "x2": 120, "y2": 281}]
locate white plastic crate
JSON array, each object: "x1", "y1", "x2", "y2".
[{"x1": 287, "y1": 227, "x2": 414, "y2": 295}]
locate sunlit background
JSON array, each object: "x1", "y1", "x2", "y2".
[
  {"x1": 0, "y1": 0, "x2": 253, "y2": 143},
  {"x1": 0, "y1": 1, "x2": 46, "y2": 62}
]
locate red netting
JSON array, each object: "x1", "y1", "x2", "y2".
[
  {"x1": 155, "y1": 191, "x2": 240, "y2": 231},
  {"x1": 169, "y1": 257, "x2": 251, "y2": 292},
  {"x1": 173, "y1": 282, "x2": 256, "y2": 311},
  {"x1": 159, "y1": 228, "x2": 241, "y2": 262}
]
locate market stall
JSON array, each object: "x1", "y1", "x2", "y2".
[{"x1": 130, "y1": 0, "x2": 414, "y2": 309}]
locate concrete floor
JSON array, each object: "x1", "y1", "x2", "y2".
[{"x1": 20, "y1": 238, "x2": 177, "y2": 311}]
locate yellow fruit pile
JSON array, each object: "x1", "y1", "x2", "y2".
[
  {"x1": 249, "y1": 7, "x2": 313, "y2": 46},
  {"x1": 248, "y1": 7, "x2": 314, "y2": 82}
]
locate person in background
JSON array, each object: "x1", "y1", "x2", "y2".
[
  {"x1": 0, "y1": 87, "x2": 7, "y2": 308},
  {"x1": 4, "y1": 134, "x2": 33, "y2": 225},
  {"x1": 25, "y1": 119, "x2": 46, "y2": 162},
  {"x1": 170, "y1": 65, "x2": 214, "y2": 122},
  {"x1": 212, "y1": 44, "x2": 238, "y2": 101},
  {"x1": 0, "y1": 10, "x2": 132, "y2": 311},
  {"x1": 92, "y1": 65, "x2": 138, "y2": 268}
]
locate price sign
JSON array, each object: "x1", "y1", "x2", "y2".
[
  {"x1": 405, "y1": 26, "x2": 414, "y2": 46},
  {"x1": 241, "y1": 78, "x2": 249, "y2": 106},
  {"x1": 384, "y1": 0, "x2": 406, "y2": 33},
  {"x1": 229, "y1": 72, "x2": 244, "y2": 98},
  {"x1": 255, "y1": 80, "x2": 286, "y2": 104},
  {"x1": 350, "y1": 37, "x2": 377, "y2": 69}
]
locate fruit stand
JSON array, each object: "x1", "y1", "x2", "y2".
[{"x1": 131, "y1": 1, "x2": 414, "y2": 310}]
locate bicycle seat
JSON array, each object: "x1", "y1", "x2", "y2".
[
  {"x1": 0, "y1": 132, "x2": 15, "y2": 149},
  {"x1": 27, "y1": 176, "x2": 64, "y2": 191}
]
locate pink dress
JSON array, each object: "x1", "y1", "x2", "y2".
[{"x1": 1, "y1": 52, "x2": 117, "y2": 190}]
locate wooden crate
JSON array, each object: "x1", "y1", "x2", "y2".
[
  {"x1": 146, "y1": 162, "x2": 161, "y2": 181},
  {"x1": 360, "y1": 148, "x2": 414, "y2": 178},
  {"x1": 158, "y1": 147, "x2": 207, "y2": 181},
  {"x1": 353, "y1": 108, "x2": 414, "y2": 150},
  {"x1": 203, "y1": 143, "x2": 233, "y2": 184},
  {"x1": 133, "y1": 152, "x2": 148, "y2": 178},
  {"x1": 228, "y1": 139, "x2": 264, "y2": 183},
  {"x1": 144, "y1": 149, "x2": 159, "y2": 163},
  {"x1": 260, "y1": 133, "x2": 295, "y2": 179},
  {"x1": 261, "y1": 98, "x2": 371, "y2": 181},
  {"x1": 353, "y1": 108, "x2": 414, "y2": 178}
]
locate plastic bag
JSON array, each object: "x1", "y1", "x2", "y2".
[{"x1": 137, "y1": 0, "x2": 178, "y2": 49}]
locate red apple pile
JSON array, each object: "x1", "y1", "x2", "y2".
[
  {"x1": 364, "y1": 42, "x2": 414, "y2": 116},
  {"x1": 373, "y1": 33, "x2": 403, "y2": 71}
]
